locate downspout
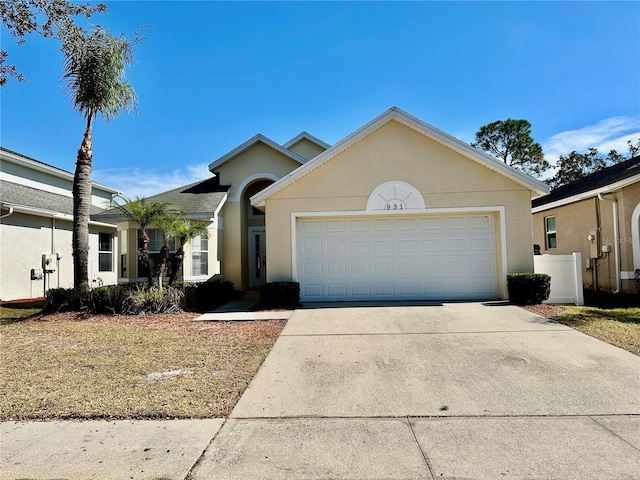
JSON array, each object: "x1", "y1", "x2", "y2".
[
  {"x1": 0, "y1": 206, "x2": 14, "y2": 219},
  {"x1": 598, "y1": 193, "x2": 621, "y2": 294}
]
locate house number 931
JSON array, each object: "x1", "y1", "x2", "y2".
[{"x1": 385, "y1": 201, "x2": 406, "y2": 210}]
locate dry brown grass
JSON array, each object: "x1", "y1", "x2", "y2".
[
  {"x1": 0, "y1": 312, "x2": 284, "y2": 420},
  {"x1": 523, "y1": 305, "x2": 640, "y2": 355}
]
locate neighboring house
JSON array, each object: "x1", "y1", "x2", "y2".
[
  {"x1": 251, "y1": 107, "x2": 549, "y2": 301},
  {"x1": 94, "y1": 107, "x2": 550, "y2": 301},
  {"x1": 532, "y1": 156, "x2": 640, "y2": 295},
  {"x1": 0, "y1": 147, "x2": 119, "y2": 301}
]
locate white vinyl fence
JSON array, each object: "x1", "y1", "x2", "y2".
[{"x1": 534, "y1": 253, "x2": 584, "y2": 305}]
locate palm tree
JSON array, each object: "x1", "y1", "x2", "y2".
[
  {"x1": 110, "y1": 196, "x2": 180, "y2": 287},
  {"x1": 166, "y1": 219, "x2": 208, "y2": 286},
  {"x1": 62, "y1": 26, "x2": 138, "y2": 292}
]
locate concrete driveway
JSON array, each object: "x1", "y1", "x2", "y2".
[{"x1": 191, "y1": 302, "x2": 640, "y2": 479}]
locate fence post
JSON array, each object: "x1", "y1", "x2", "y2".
[{"x1": 572, "y1": 252, "x2": 584, "y2": 306}]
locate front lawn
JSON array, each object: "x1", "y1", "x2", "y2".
[
  {"x1": 0, "y1": 312, "x2": 284, "y2": 420},
  {"x1": 526, "y1": 305, "x2": 640, "y2": 355}
]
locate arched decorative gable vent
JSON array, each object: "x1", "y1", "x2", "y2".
[{"x1": 366, "y1": 180, "x2": 425, "y2": 211}]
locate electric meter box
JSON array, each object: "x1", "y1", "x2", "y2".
[{"x1": 42, "y1": 254, "x2": 56, "y2": 273}]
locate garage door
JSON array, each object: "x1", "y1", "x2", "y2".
[{"x1": 297, "y1": 214, "x2": 498, "y2": 301}]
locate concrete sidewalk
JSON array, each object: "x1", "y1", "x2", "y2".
[
  {"x1": 2, "y1": 302, "x2": 639, "y2": 479},
  {"x1": 194, "y1": 290, "x2": 293, "y2": 321}
]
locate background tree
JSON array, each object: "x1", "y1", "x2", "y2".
[
  {"x1": 63, "y1": 26, "x2": 138, "y2": 292},
  {"x1": 548, "y1": 139, "x2": 640, "y2": 189},
  {"x1": 472, "y1": 118, "x2": 550, "y2": 177},
  {"x1": 110, "y1": 196, "x2": 179, "y2": 288},
  {"x1": 0, "y1": 0, "x2": 106, "y2": 85},
  {"x1": 166, "y1": 220, "x2": 209, "y2": 286}
]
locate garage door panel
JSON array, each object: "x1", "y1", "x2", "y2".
[{"x1": 298, "y1": 214, "x2": 498, "y2": 301}]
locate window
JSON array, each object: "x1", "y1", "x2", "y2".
[
  {"x1": 545, "y1": 216, "x2": 557, "y2": 249},
  {"x1": 98, "y1": 233, "x2": 113, "y2": 272},
  {"x1": 191, "y1": 234, "x2": 209, "y2": 276},
  {"x1": 249, "y1": 205, "x2": 265, "y2": 218},
  {"x1": 137, "y1": 229, "x2": 176, "y2": 277}
]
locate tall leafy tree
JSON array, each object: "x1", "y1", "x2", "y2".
[
  {"x1": 548, "y1": 139, "x2": 640, "y2": 189},
  {"x1": 0, "y1": 0, "x2": 106, "y2": 85},
  {"x1": 472, "y1": 119, "x2": 550, "y2": 177},
  {"x1": 110, "y1": 196, "x2": 179, "y2": 288},
  {"x1": 166, "y1": 219, "x2": 209, "y2": 286},
  {"x1": 63, "y1": 26, "x2": 138, "y2": 292}
]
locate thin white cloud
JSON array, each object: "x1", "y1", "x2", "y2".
[
  {"x1": 94, "y1": 163, "x2": 211, "y2": 199},
  {"x1": 541, "y1": 116, "x2": 640, "y2": 179}
]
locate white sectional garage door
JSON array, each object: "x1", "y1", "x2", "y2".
[{"x1": 297, "y1": 214, "x2": 498, "y2": 301}]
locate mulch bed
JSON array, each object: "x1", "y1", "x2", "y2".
[
  {"x1": 520, "y1": 304, "x2": 566, "y2": 318},
  {"x1": 23, "y1": 311, "x2": 284, "y2": 341}
]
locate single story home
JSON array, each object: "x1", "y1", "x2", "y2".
[
  {"x1": 532, "y1": 156, "x2": 640, "y2": 295},
  {"x1": 0, "y1": 147, "x2": 119, "y2": 301},
  {"x1": 251, "y1": 107, "x2": 549, "y2": 301},
  {"x1": 95, "y1": 107, "x2": 550, "y2": 301}
]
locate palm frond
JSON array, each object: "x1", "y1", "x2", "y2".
[
  {"x1": 62, "y1": 25, "x2": 138, "y2": 123},
  {"x1": 111, "y1": 195, "x2": 182, "y2": 230}
]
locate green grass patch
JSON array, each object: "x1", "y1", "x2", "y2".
[
  {"x1": 0, "y1": 305, "x2": 44, "y2": 324},
  {"x1": 552, "y1": 307, "x2": 640, "y2": 355},
  {"x1": 0, "y1": 316, "x2": 284, "y2": 420}
]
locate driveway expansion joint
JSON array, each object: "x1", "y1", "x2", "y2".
[
  {"x1": 282, "y1": 329, "x2": 576, "y2": 337},
  {"x1": 588, "y1": 415, "x2": 640, "y2": 452},
  {"x1": 407, "y1": 416, "x2": 437, "y2": 480}
]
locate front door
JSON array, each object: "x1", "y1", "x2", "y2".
[{"x1": 249, "y1": 228, "x2": 266, "y2": 288}]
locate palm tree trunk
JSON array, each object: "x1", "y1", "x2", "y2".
[
  {"x1": 156, "y1": 242, "x2": 170, "y2": 290},
  {"x1": 168, "y1": 244, "x2": 184, "y2": 286},
  {"x1": 138, "y1": 230, "x2": 153, "y2": 287},
  {"x1": 72, "y1": 119, "x2": 93, "y2": 292}
]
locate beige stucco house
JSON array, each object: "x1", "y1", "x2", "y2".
[
  {"x1": 93, "y1": 132, "x2": 329, "y2": 289},
  {"x1": 95, "y1": 107, "x2": 549, "y2": 301},
  {"x1": 0, "y1": 147, "x2": 119, "y2": 301},
  {"x1": 252, "y1": 107, "x2": 549, "y2": 301},
  {"x1": 532, "y1": 156, "x2": 640, "y2": 295}
]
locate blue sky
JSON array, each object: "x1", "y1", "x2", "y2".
[{"x1": 2, "y1": 1, "x2": 639, "y2": 198}]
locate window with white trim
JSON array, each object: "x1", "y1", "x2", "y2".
[
  {"x1": 98, "y1": 232, "x2": 113, "y2": 272},
  {"x1": 545, "y1": 216, "x2": 557, "y2": 249},
  {"x1": 191, "y1": 234, "x2": 209, "y2": 276},
  {"x1": 137, "y1": 229, "x2": 176, "y2": 277}
]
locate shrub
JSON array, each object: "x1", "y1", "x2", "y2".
[
  {"x1": 507, "y1": 273, "x2": 551, "y2": 305},
  {"x1": 121, "y1": 286, "x2": 184, "y2": 315},
  {"x1": 88, "y1": 285, "x2": 131, "y2": 314},
  {"x1": 45, "y1": 288, "x2": 84, "y2": 312},
  {"x1": 260, "y1": 282, "x2": 300, "y2": 309},
  {"x1": 181, "y1": 280, "x2": 238, "y2": 312}
]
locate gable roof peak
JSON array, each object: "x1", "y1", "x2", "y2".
[
  {"x1": 208, "y1": 133, "x2": 307, "y2": 172},
  {"x1": 251, "y1": 107, "x2": 550, "y2": 207},
  {"x1": 282, "y1": 131, "x2": 331, "y2": 150}
]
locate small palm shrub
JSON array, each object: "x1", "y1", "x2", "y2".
[
  {"x1": 121, "y1": 286, "x2": 184, "y2": 314},
  {"x1": 507, "y1": 273, "x2": 551, "y2": 305}
]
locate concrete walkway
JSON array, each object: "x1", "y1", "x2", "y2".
[
  {"x1": 195, "y1": 290, "x2": 293, "y2": 321},
  {"x1": 2, "y1": 302, "x2": 639, "y2": 479}
]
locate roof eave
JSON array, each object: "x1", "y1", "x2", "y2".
[
  {"x1": 532, "y1": 174, "x2": 640, "y2": 213},
  {"x1": 1, "y1": 148, "x2": 120, "y2": 194},
  {"x1": 251, "y1": 106, "x2": 550, "y2": 206}
]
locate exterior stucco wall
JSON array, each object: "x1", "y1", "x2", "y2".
[
  {"x1": 0, "y1": 213, "x2": 117, "y2": 300},
  {"x1": 264, "y1": 120, "x2": 535, "y2": 299},
  {"x1": 532, "y1": 182, "x2": 639, "y2": 295},
  {"x1": 216, "y1": 144, "x2": 302, "y2": 289},
  {"x1": 287, "y1": 139, "x2": 326, "y2": 161},
  {"x1": 216, "y1": 143, "x2": 303, "y2": 200}
]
